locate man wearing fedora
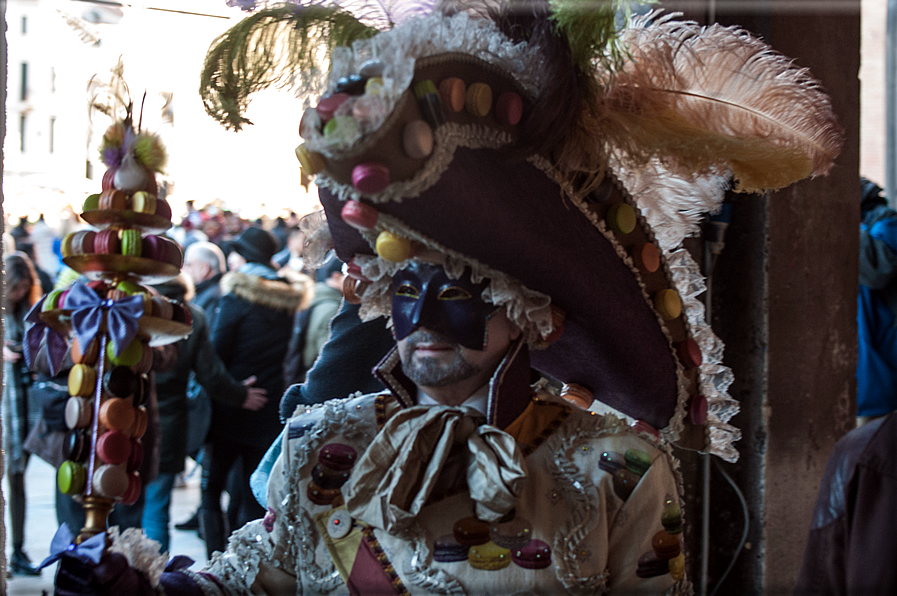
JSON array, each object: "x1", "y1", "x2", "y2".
[{"x1": 199, "y1": 226, "x2": 312, "y2": 558}]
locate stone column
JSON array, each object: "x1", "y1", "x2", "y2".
[{"x1": 680, "y1": 1, "x2": 861, "y2": 593}]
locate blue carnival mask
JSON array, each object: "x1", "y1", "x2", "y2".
[{"x1": 392, "y1": 263, "x2": 495, "y2": 350}]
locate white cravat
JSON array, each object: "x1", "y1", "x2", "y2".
[{"x1": 417, "y1": 384, "x2": 489, "y2": 415}]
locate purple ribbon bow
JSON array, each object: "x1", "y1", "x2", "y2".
[
  {"x1": 23, "y1": 296, "x2": 69, "y2": 376},
  {"x1": 66, "y1": 282, "x2": 145, "y2": 359},
  {"x1": 39, "y1": 523, "x2": 106, "y2": 570}
]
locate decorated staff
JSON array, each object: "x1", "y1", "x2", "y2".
[{"x1": 24, "y1": 68, "x2": 190, "y2": 585}]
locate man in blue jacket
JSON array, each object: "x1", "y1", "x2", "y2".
[{"x1": 857, "y1": 178, "x2": 897, "y2": 424}]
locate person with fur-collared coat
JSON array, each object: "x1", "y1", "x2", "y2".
[{"x1": 200, "y1": 226, "x2": 311, "y2": 558}]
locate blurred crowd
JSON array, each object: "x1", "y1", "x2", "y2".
[{"x1": 2, "y1": 203, "x2": 338, "y2": 574}]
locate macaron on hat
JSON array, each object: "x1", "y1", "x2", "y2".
[{"x1": 200, "y1": 1, "x2": 843, "y2": 460}]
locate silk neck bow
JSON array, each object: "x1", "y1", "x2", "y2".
[
  {"x1": 343, "y1": 405, "x2": 528, "y2": 536},
  {"x1": 66, "y1": 282, "x2": 145, "y2": 359}
]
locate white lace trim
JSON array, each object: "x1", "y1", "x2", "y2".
[
  {"x1": 302, "y1": 11, "x2": 542, "y2": 147},
  {"x1": 402, "y1": 527, "x2": 466, "y2": 594},
  {"x1": 289, "y1": 395, "x2": 379, "y2": 592},
  {"x1": 313, "y1": 123, "x2": 513, "y2": 204},
  {"x1": 352, "y1": 245, "x2": 553, "y2": 346},
  {"x1": 611, "y1": 159, "x2": 741, "y2": 462},
  {"x1": 203, "y1": 520, "x2": 271, "y2": 596},
  {"x1": 545, "y1": 417, "x2": 611, "y2": 595},
  {"x1": 668, "y1": 249, "x2": 741, "y2": 462}
]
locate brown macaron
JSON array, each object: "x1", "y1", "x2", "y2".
[{"x1": 98, "y1": 189, "x2": 128, "y2": 210}]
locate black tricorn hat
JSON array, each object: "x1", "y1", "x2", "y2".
[{"x1": 200, "y1": 3, "x2": 842, "y2": 460}]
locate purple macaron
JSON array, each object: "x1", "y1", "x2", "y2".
[
  {"x1": 512, "y1": 539, "x2": 552, "y2": 570},
  {"x1": 433, "y1": 534, "x2": 469, "y2": 563},
  {"x1": 318, "y1": 443, "x2": 358, "y2": 472}
]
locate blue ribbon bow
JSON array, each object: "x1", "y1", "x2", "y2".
[
  {"x1": 23, "y1": 296, "x2": 69, "y2": 376},
  {"x1": 39, "y1": 523, "x2": 106, "y2": 570},
  {"x1": 66, "y1": 282, "x2": 145, "y2": 359}
]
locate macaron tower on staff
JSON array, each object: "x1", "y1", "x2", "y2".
[{"x1": 25, "y1": 72, "x2": 191, "y2": 548}]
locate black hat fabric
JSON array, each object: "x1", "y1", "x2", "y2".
[{"x1": 230, "y1": 227, "x2": 279, "y2": 264}]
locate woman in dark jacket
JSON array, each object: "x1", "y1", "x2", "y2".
[
  {"x1": 200, "y1": 227, "x2": 310, "y2": 557},
  {"x1": 2, "y1": 252, "x2": 43, "y2": 575},
  {"x1": 142, "y1": 274, "x2": 268, "y2": 552}
]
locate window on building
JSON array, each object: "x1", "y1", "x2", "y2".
[
  {"x1": 20, "y1": 115, "x2": 27, "y2": 152},
  {"x1": 22, "y1": 16, "x2": 27, "y2": 35},
  {"x1": 50, "y1": 117, "x2": 56, "y2": 154},
  {"x1": 20, "y1": 62, "x2": 28, "y2": 101}
]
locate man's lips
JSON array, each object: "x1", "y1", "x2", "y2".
[{"x1": 413, "y1": 342, "x2": 453, "y2": 355}]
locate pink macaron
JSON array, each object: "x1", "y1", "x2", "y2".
[
  {"x1": 341, "y1": 200, "x2": 379, "y2": 231},
  {"x1": 495, "y1": 92, "x2": 524, "y2": 126},
  {"x1": 318, "y1": 443, "x2": 358, "y2": 472},
  {"x1": 94, "y1": 229, "x2": 121, "y2": 255},
  {"x1": 351, "y1": 163, "x2": 390, "y2": 194},
  {"x1": 121, "y1": 471, "x2": 142, "y2": 505},
  {"x1": 127, "y1": 439, "x2": 144, "y2": 472},
  {"x1": 315, "y1": 93, "x2": 350, "y2": 123},
  {"x1": 97, "y1": 430, "x2": 132, "y2": 465}
]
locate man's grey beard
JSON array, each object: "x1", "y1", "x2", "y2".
[{"x1": 400, "y1": 330, "x2": 479, "y2": 387}]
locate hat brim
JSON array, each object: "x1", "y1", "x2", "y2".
[{"x1": 320, "y1": 147, "x2": 680, "y2": 428}]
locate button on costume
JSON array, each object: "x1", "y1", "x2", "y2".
[{"x1": 40, "y1": 1, "x2": 843, "y2": 594}]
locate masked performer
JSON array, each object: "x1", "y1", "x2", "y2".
[{"x1": 57, "y1": 1, "x2": 842, "y2": 594}]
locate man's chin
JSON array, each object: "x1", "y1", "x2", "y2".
[{"x1": 404, "y1": 357, "x2": 476, "y2": 388}]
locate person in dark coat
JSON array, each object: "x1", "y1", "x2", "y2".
[
  {"x1": 200, "y1": 226, "x2": 311, "y2": 557},
  {"x1": 857, "y1": 178, "x2": 897, "y2": 424},
  {"x1": 184, "y1": 241, "x2": 227, "y2": 331},
  {"x1": 795, "y1": 411, "x2": 897, "y2": 594},
  {"x1": 281, "y1": 253, "x2": 345, "y2": 388},
  {"x1": 2, "y1": 252, "x2": 43, "y2": 575},
  {"x1": 278, "y1": 299, "x2": 393, "y2": 421},
  {"x1": 175, "y1": 240, "x2": 229, "y2": 533},
  {"x1": 142, "y1": 274, "x2": 268, "y2": 552}
]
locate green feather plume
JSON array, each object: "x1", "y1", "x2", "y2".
[
  {"x1": 548, "y1": 0, "x2": 633, "y2": 74},
  {"x1": 200, "y1": 4, "x2": 378, "y2": 131}
]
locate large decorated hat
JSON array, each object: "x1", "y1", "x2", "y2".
[{"x1": 201, "y1": 1, "x2": 842, "y2": 460}]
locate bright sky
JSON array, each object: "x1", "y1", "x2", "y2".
[{"x1": 4, "y1": 0, "x2": 321, "y2": 227}]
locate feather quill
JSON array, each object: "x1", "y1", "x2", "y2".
[
  {"x1": 201, "y1": 4, "x2": 378, "y2": 130},
  {"x1": 600, "y1": 11, "x2": 843, "y2": 193}
]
